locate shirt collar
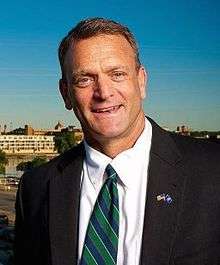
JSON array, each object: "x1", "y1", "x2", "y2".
[
  {"x1": 84, "y1": 141, "x2": 111, "y2": 185},
  {"x1": 111, "y1": 118, "x2": 152, "y2": 188}
]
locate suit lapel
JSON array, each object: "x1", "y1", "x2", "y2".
[
  {"x1": 49, "y1": 143, "x2": 85, "y2": 265},
  {"x1": 141, "y1": 119, "x2": 186, "y2": 265}
]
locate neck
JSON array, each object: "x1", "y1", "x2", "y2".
[{"x1": 85, "y1": 113, "x2": 146, "y2": 158}]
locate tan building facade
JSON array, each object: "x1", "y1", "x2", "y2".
[{"x1": 0, "y1": 135, "x2": 57, "y2": 154}]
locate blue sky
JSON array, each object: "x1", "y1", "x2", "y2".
[{"x1": 0, "y1": 0, "x2": 220, "y2": 131}]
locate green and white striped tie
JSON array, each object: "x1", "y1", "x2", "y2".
[{"x1": 80, "y1": 164, "x2": 119, "y2": 265}]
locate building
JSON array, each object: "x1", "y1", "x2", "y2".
[
  {"x1": 61, "y1": 126, "x2": 84, "y2": 144},
  {"x1": 0, "y1": 122, "x2": 84, "y2": 155},
  {"x1": 0, "y1": 135, "x2": 57, "y2": 154},
  {"x1": 6, "y1": 121, "x2": 65, "y2": 136},
  {"x1": 176, "y1": 125, "x2": 190, "y2": 136}
]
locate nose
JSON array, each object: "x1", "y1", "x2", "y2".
[{"x1": 93, "y1": 75, "x2": 114, "y2": 100}]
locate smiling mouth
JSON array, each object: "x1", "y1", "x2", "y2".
[{"x1": 92, "y1": 105, "x2": 122, "y2": 113}]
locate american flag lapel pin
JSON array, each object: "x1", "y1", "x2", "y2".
[{"x1": 157, "y1": 193, "x2": 173, "y2": 204}]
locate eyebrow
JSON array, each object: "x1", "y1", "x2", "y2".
[
  {"x1": 71, "y1": 65, "x2": 129, "y2": 77},
  {"x1": 105, "y1": 66, "x2": 130, "y2": 74},
  {"x1": 71, "y1": 71, "x2": 90, "y2": 78}
]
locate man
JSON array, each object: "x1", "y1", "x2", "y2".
[{"x1": 14, "y1": 18, "x2": 220, "y2": 265}]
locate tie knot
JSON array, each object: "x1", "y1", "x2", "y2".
[{"x1": 105, "y1": 164, "x2": 118, "y2": 181}]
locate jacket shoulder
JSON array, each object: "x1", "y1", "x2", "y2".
[
  {"x1": 170, "y1": 132, "x2": 220, "y2": 166},
  {"x1": 19, "y1": 143, "x2": 85, "y2": 196}
]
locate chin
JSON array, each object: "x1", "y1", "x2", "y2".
[
  {"x1": 93, "y1": 126, "x2": 128, "y2": 140},
  {"x1": 83, "y1": 119, "x2": 129, "y2": 140}
]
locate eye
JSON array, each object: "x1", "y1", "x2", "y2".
[
  {"x1": 111, "y1": 71, "x2": 127, "y2": 82},
  {"x1": 74, "y1": 76, "x2": 94, "y2": 88}
]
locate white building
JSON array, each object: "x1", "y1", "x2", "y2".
[{"x1": 0, "y1": 135, "x2": 57, "y2": 154}]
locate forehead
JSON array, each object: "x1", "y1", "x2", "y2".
[{"x1": 64, "y1": 34, "x2": 136, "y2": 72}]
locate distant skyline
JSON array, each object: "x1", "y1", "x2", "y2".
[{"x1": 1, "y1": 0, "x2": 220, "y2": 130}]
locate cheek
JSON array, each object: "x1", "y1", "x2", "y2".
[
  {"x1": 72, "y1": 91, "x2": 91, "y2": 113},
  {"x1": 120, "y1": 82, "x2": 142, "y2": 103},
  {"x1": 133, "y1": 79, "x2": 145, "y2": 101}
]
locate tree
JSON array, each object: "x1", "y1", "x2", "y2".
[
  {"x1": 0, "y1": 149, "x2": 8, "y2": 174},
  {"x1": 0, "y1": 163, "x2": 6, "y2": 174},
  {"x1": 16, "y1": 156, "x2": 47, "y2": 172},
  {"x1": 54, "y1": 132, "x2": 76, "y2": 153},
  {"x1": 0, "y1": 149, "x2": 8, "y2": 165},
  {"x1": 16, "y1": 161, "x2": 30, "y2": 172}
]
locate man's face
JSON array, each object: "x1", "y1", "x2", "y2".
[{"x1": 60, "y1": 34, "x2": 147, "y2": 144}]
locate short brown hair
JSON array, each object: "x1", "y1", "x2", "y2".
[{"x1": 58, "y1": 17, "x2": 141, "y2": 79}]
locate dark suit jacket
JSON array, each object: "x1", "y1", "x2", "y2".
[{"x1": 14, "y1": 119, "x2": 220, "y2": 265}]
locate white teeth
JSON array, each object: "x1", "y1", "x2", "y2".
[{"x1": 94, "y1": 106, "x2": 118, "y2": 113}]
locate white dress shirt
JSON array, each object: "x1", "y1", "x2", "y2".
[{"x1": 78, "y1": 118, "x2": 152, "y2": 265}]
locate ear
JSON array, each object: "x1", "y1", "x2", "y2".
[
  {"x1": 137, "y1": 66, "x2": 147, "y2": 99},
  {"x1": 59, "y1": 79, "x2": 73, "y2": 110}
]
